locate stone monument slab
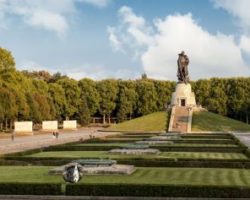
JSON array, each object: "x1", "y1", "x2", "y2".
[
  {"x1": 14, "y1": 121, "x2": 33, "y2": 135},
  {"x1": 63, "y1": 120, "x2": 77, "y2": 130},
  {"x1": 42, "y1": 121, "x2": 58, "y2": 131}
]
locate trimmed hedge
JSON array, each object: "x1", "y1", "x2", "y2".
[
  {"x1": 172, "y1": 139, "x2": 235, "y2": 144},
  {"x1": 152, "y1": 146, "x2": 246, "y2": 152},
  {"x1": 44, "y1": 145, "x2": 245, "y2": 153},
  {"x1": 65, "y1": 183, "x2": 250, "y2": 198},
  {"x1": 118, "y1": 159, "x2": 250, "y2": 168},
  {"x1": 0, "y1": 183, "x2": 62, "y2": 195},
  {"x1": 181, "y1": 135, "x2": 233, "y2": 139}
]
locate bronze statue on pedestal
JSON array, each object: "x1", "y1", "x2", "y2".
[{"x1": 177, "y1": 51, "x2": 189, "y2": 84}]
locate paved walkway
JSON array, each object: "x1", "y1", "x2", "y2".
[
  {"x1": 233, "y1": 132, "x2": 250, "y2": 148},
  {"x1": 0, "y1": 128, "x2": 118, "y2": 155}
]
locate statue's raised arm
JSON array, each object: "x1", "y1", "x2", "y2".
[{"x1": 177, "y1": 51, "x2": 189, "y2": 84}]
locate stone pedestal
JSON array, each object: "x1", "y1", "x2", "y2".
[{"x1": 170, "y1": 83, "x2": 196, "y2": 107}]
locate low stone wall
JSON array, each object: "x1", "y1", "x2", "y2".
[
  {"x1": 14, "y1": 121, "x2": 33, "y2": 135},
  {"x1": 63, "y1": 120, "x2": 77, "y2": 130},
  {"x1": 42, "y1": 121, "x2": 58, "y2": 131}
]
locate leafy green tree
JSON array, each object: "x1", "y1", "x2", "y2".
[
  {"x1": 57, "y1": 78, "x2": 80, "y2": 119},
  {"x1": 0, "y1": 87, "x2": 17, "y2": 130},
  {"x1": 205, "y1": 78, "x2": 227, "y2": 115},
  {"x1": 0, "y1": 47, "x2": 15, "y2": 71},
  {"x1": 48, "y1": 83, "x2": 67, "y2": 121},
  {"x1": 136, "y1": 79, "x2": 158, "y2": 116},
  {"x1": 78, "y1": 78, "x2": 100, "y2": 116},
  {"x1": 77, "y1": 96, "x2": 91, "y2": 125},
  {"x1": 117, "y1": 80, "x2": 137, "y2": 122},
  {"x1": 153, "y1": 80, "x2": 174, "y2": 111},
  {"x1": 97, "y1": 79, "x2": 118, "y2": 124},
  {"x1": 26, "y1": 93, "x2": 41, "y2": 123}
]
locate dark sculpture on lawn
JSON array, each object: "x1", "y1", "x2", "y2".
[{"x1": 177, "y1": 51, "x2": 189, "y2": 84}]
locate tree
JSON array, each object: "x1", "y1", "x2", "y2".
[
  {"x1": 78, "y1": 78, "x2": 100, "y2": 116},
  {"x1": 0, "y1": 87, "x2": 17, "y2": 130},
  {"x1": 97, "y1": 79, "x2": 118, "y2": 124},
  {"x1": 136, "y1": 80, "x2": 158, "y2": 116},
  {"x1": 57, "y1": 78, "x2": 80, "y2": 119},
  {"x1": 77, "y1": 96, "x2": 91, "y2": 125},
  {"x1": 153, "y1": 80, "x2": 174, "y2": 111},
  {"x1": 48, "y1": 83, "x2": 67, "y2": 121},
  {"x1": 205, "y1": 78, "x2": 227, "y2": 115},
  {"x1": 117, "y1": 80, "x2": 137, "y2": 122},
  {"x1": 0, "y1": 47, "x2": 15, "y2": 71}
]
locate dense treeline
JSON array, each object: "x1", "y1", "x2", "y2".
[{"x1": 0, "y1": 47, "x2": 249, "y2": 131}]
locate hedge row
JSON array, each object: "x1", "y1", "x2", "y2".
[
  {"x1": 65, "y1": 183, "x2": 250, "y2": 198},
  {"x1": 0, "y1": 183, "x2": 62, "y2": 195},
  {"x1": 44, "y1": 145, "x2": 245, "y2": 153},
  {"x1": 118, "y1": 159, "x2": 250, "y2": 168},
  {"x1": 181, "y1": 135, "x2": 233, "y2": 139},
  {"x1": 173, "y1": 139, "x2": 235, "y2": 144}
]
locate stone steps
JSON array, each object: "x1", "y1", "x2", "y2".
[{"x1": 171, "y1": 106, "x2": 189, "y2": 133}]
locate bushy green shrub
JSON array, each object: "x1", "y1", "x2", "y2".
[
  {"x1": 0, "y1": 183, "x2": 62, "y2": 195},
  {"x1": 66, "y1": 183, "x2": 250, "y2": 197}
]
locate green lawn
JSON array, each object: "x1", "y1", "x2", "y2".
[
  {"x1": 26, "y1": 151, "x2": 248, "y2": 160},
  {"x1": 1, "y1": 166, "x2": 250, "y2": 187},
  {"x1": 108, "y1": 112, "x2": 166, "y2": 132},
  {"x1": 192, "y1": 111, "x2": 250, "y2": 132}
]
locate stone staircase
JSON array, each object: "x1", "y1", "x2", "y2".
[{"x1": 170, "y1": 106, "x2": 190, "y2": 133}]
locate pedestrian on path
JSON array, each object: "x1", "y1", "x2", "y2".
[
  {"x1": 55, "y1": 131, "x2": 59, "y2": 139},
  {"x1": 11, "y1": 131, "x2": 15, "y2": 142}
]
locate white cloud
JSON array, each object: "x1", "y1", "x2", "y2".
[
  {"x1": 0, "y1": 0, "x2": 111, "y2": 36},
  {"x1": 212, "y1": 0, "x2": 250, "y2": 34},
  {"x1": 108, "y1": 6, "x2": 250, "y2": 80},
  {"x1": 240, "y1": 35, "x2": 250, "y2": 54},
  {"x1": 107, "y1": 26, "x2": 123, "y2": 51},
  {"x1": 79, "y1": 0, "x2": 111, "y2": 8},
  {"x1": 18, "y1": 60, "x2": 134, "y2": 80}
]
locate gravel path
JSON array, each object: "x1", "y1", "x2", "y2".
[{"x1": 0, "y1": 128, "x2": 118, "y2": 155}]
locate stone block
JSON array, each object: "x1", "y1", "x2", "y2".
[
  {"x1": 63, "y1": 120, "x2": 77, "y2": 130},
  {"x1": 14, "y1": 121, "x2": 33, "y2": 135},
  {"x1": 42, "y1": 121, "x2": 58, "y2": 131}
]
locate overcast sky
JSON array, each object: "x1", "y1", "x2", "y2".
[{"x1": 0, "y1": 0, "x2": 250, "y2": 80}]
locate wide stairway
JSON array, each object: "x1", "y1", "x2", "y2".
[{"x1": 171, "y1": 106, "x2": 189, "y2": 133}]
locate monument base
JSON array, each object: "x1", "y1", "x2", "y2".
[{"x1": 170, "y1": 83, "x2": 196, "y2": 107}]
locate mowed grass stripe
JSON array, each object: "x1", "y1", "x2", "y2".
[
  {"x1": 25, "y1": 151, "x2": 248, "y2": 160},
  {"x1": 2, "y1": 167, "x2": 250, "y2": 187}
]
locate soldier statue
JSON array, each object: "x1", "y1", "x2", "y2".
[{"x1": 177, "y1": 51, "x2": 189, "y2": 84}]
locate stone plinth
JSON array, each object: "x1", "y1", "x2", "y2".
[
  {"x1": 63, "y1": 120, "x2": 77, "y2": 130},
  {"x1": 42, "y1": 121, "x2": 58, "y2": 131},
  {"x1": 109, "y1": 148, "x2": 160, "y2": 155},
  {"x1": 50, "y1": 163, "x2": 135, "y2": 175},
  {"x1": 14, "y1": 121, "x2": 33, "y2": 135},
  {"x1": 136, "y1": 140, "x2": 174, "y2": 145},
  {"x1": 171, "y1": 83, "x2": 196, "y2": 107}
]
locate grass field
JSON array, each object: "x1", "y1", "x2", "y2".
[
  {"x1": 192, "y1": 111, "x2": 250, "y2": 132},
  {"x1": 1, "y1": 166, "x2": 250, "y2": 187},
  {"x1": 26, "y1": 151, "x2": 248, "y2": 160},
  {"x1": 108, "y1": 112, "x2": 166, "y2": 132}
]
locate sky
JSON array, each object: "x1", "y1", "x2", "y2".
[{"x1": 0, "y1": 0, "x2": 250, "y2": 80}]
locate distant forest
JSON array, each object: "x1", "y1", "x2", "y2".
[{"x1": 0, "y1": 47, "x2": 249, "y2": 130}]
